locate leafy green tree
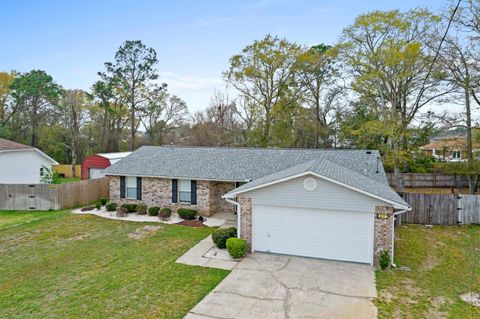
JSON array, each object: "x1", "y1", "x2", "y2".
[
  {"x1": 224, "y1": 35, "x2": 303, "y2": 146},
  {"x1": 59, "y1": 90, "x2": 89, "y2": 176},
  {"x1": 99, "y1": 40, "x2": 167, "y2": 150},
  {"x1": 338, "y1": 9, "x2": 446, "y2": 189},
  {"x1": 9, "y1": 70, "x2": 63, "y2": 147},
  {"x1": 140, "y1": 93, "x2": 188, "y2": 145},
  {"x1": 294, "y1": 44, "x2": 341, "y2": 147},
  {"x1": 88, "y1": 79, "x2": 129, "y2": 152}
]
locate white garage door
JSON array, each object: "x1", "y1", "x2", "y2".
[
  {"x1": 89, "y1": 168, "x2": 105, "y2": 179},
  {"x1": 253, "y1": 205, "x2": 374, "y2": 264}
]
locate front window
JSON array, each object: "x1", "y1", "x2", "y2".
[
  {"x1": 452, "y1": 150, "x2": 461, "y2": 159},
  {"x1": 178, "y1": 179, "x2": 191, "y2": 203},
  {"x1": 126, "y1": 176, "x2": 137, "y2": 199}
]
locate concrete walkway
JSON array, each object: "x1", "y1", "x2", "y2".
[
  {"x1": 185, "y1": 253, "x2": 377, "y2": 319},
  {"x1": 176, "y1": 236, "x2": 239, "y2": 271}
]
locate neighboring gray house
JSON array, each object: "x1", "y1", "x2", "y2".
[{"x1": 105, "y1": 146, "x2": 409, "y2": 266}]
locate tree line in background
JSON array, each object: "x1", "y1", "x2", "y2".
[{"x1": 0, "y1": 1, "x2": 479, "y2": 191}]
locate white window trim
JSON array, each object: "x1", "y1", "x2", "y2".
[
  {"x1": 452, "y1": 150, "x2": 461, "y2": 159},
  {"x1": 126, "y1": 176, "x2": 137, "y2": 199},
  {"x1": 178, "y1": 179, "x2": 191, "y2": 203}
]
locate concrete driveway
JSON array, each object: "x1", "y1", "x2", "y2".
[{"x1": 185, "y1": 252, "x2": 377, "y2": 319}]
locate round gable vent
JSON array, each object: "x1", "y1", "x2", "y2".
[{"x1": 303, "y1": 177, "x2": 317, "y2": 191}]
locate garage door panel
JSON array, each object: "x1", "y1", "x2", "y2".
[{"x1": 253, "y1": 205, "x2": 373, "y2": 264}]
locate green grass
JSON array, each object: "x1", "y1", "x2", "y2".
[
  {"x1": 376, "y1": 224, "x2": 480, "y2": 319},
  {"x1": 0, "y1": 211, "x2": 229, "y2": 319},
  {"x1": 56, "y1": 177, "x2": 81, "y2": 184},
  {"x1": 0, "y1": 210, "x2": 65, "y2": 230}
]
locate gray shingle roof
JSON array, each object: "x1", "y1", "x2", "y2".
[
  {"x1": 225, "y1": 158, "x2": 409, "y2": 208},
  {"x1": 105, "y1": 146, "x2": 386, "y2": 182},
  {"x1": 105, "y1": 146, "x2": 406, "y2": 207}
]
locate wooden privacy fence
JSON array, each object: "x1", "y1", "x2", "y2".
[
  {"x1": 458, "y1": 194, "x2": 480, "y2": 224},
  {"x1": 0, "y1": 178, "x2": 109, "y2": 211},
  {"x1": 387, "y1": 173, "x2": 469, "y2": 188},
  {"x1": 400, "y1": 192, "x2": 479, "y2": 225}
]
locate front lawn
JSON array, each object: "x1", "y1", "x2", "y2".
[
  {"x1": 0, "y1": 210, "x2": 64, "y2": 230},
  {"x1": 0, "y1": 211, "x2": 228, "y2": 319},
  {"x1": 376, "y1": 224, "x2": 480, "y2": 318}
]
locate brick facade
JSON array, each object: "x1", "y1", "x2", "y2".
[
  {"x1": 373, "y1": 205, "x2": 394, "y2": 267},
  {"x1": 108, "y1": 176, "x2": 235, "y2": 217},
  {"x1": 238, "y1": 196, "x2": 253, "y2": 251}
]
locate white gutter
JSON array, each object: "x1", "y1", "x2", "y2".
[
  {"x1": 224, "y1": 197, "x2": 241, "y2": 238},
  {"x1": 391, "y1": 207, "x2": 410, "y2": 267}
]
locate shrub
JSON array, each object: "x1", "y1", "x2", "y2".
[
  {"x1": 95, "y1": 202, "x2": 101, "y2": 210},
  {"x1": 100, "y1": 198, "x2": 108, "y2": 206},
  {"x1": 212, "y1": 227, "x2": 237, "y2": 249},
  {"x1": 177, "y1": 208, "x2": 197, "y2": 220},
  {"x1": 159, "y1": 207, "x2": 172, "y2": 220},
  {"x1": 226, "y1": 237, "x2": 247, "y2": 259},
  {"x1": 121, "y1": 203, "x2": 137, "y2": 213},
  {"x1": 116, "y1": 207, "x2": 128, "y2": 217},
  {"x1": 379, "y1": 250, "x2": 390, "y2": 270},
  {"x1": 148, "y1": 206, "x2": 160, "y2": 216},
  {"x1": 136, "y1": 205, "x2": 147, "y2": 215},
  {"x1": 105, "y1": 202, "x2": 118, "y2": 212}
]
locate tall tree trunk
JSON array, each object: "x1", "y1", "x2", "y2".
[
  {"x1": 31, "y1": 101, "x2": 38, "y2": 147},
  {"x1": 464, "y1": 88, "x2": 475, "y2": 194},
  {"x1": 130, "y1": 105, "x2": 135, "y2": 151}
]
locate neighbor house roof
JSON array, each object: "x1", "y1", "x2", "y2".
[
  {"x1": 224, "y1": 157, "x2": 409, "y2": 209},
  {"x1": 0, "y1": 138, "x2": 58, "y2": 164},
  {"x1": 105, "y1": 146, "x2": 387, "y2": 183},
  {"x1": 97, "y1": 152, "x2": 132, "y2": 164},
  {"x1": 420, "y1": 135, "x2": 480, "y2": 151},
  {"x1": 0, "y1": 138, "x2": 34, "y2": 151}
]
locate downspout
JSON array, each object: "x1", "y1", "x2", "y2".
[
  {"x1": 391, "y1": 207, "x2": 410, "y2": 267},
  {"x1": 224, "y1": 196, "x2": 241, "y2": 238}
]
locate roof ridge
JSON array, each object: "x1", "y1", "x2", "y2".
[{"x1": 140, "y1": 145, "x2": 379, "y2": 152}]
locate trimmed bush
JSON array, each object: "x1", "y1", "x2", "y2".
[
  {"x1": 116, "y1": 207, "x2": 128, "y2": 217},
  {"x1": 148, "y1": 206, "x2": 160, "y2": 216},
  {"x1": 212, "y1": 227, "x2": 237, "y2": 249},
  {"x1": 100, "y1": 198, "x2": 108, "y2": 206},
  {"x1": 95, "y1": 202, "x2": 102, "y2": 210},
  {"x1": 121, "y1": 204, "x2": 137, "y2": 213},
  {"x1": 136, "y1": 205, "x2": 148, "y2": 215},
  {"x1": 159, "y1": 207, "x2": 172, "y2": 220},
  {"x1": 106, "y1": 203, "x2": 117, "y2": 212},
  {"x1": 177, "y1": 208, "x2": 197, "y2": 220},
  {"x1": 226, "y1": 237, "x2": 247, "y2": 259},
  {"x1": 379, "y1": 250, "x2": 390, "y2": 270}
]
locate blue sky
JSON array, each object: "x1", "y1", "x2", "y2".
[{"x1": 1, "y1": 0, "x2": 447, "y2": 112}]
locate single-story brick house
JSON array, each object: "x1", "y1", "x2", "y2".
[{"x1": 104, "y1": 146, "x2": 410, "y2": 266}]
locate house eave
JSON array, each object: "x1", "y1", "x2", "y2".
[
  {"x1": 223, "y1": 170, "x2": 410, "y2": 210},
  {"x1": 104, "y1": 172, "x2": 250, "y2": 183},
  {"x1": 0, "y1": 148, "x2": 59, "y2": 165}
]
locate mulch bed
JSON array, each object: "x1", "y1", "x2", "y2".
[
  {"x1": 81, "y1": 206, "x2": 95, "y2": 211},
  {"x1": 175, "y1": 220, "x2": 206, "y2": 227}
]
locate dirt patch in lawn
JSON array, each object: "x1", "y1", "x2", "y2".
[
  {"x1": 127, "y1": 225, "x2": 162, "y2": 240},
  {"x1": 176, "y1": 220, "x2": 206, "y2": 227}
]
